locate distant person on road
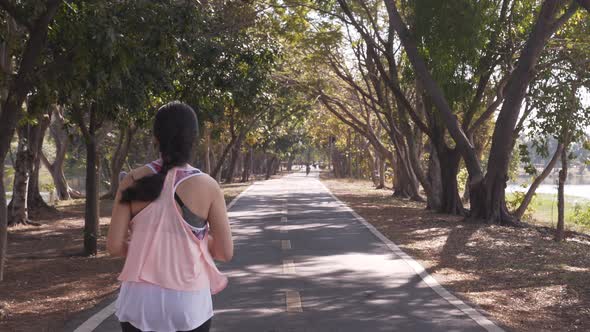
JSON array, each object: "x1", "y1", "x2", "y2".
[
  {"x1": 108, "y1": 101, "x2": 233, "y2": 332},
  {"x1": 306, "y1": 164, "x2": 311, "y2": 176}
]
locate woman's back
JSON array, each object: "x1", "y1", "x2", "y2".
[
  {"x1": 128, "y1": 163, "x2": 218, "y2": 226},
  {"x1": 107, "y1": 101, "x2": 233, "y2": 332}
]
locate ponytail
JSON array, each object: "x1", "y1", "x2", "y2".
[{"x1": 120, "y1": 101, "x2": 199, "y2": 203}]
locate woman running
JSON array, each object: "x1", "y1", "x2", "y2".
[{"x1": 107, "y1": 101, "x2": 233, "y2": 332}]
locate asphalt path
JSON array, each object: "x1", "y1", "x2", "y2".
[{"x1": 74, "y1": 170, "x2": 501, "y2": 332}]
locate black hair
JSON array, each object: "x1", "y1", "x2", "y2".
[{"x1": 120, "y1": 101, "x2": 199, "y2": 203}]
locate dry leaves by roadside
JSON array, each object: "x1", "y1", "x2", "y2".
[
  {"x1": 0, "y1": 182, "x2": 250, "y2": 331},
  {"x1": 322, "y1": 177, "x2": 590, "y2": 332}
]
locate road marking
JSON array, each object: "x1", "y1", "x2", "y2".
[
  {"x1": 281, "y1": 216, "x2": 287, "y2": 223},
  {"x1": 285, "y1": 290, "x2": 303, "y2": 312},
  {"x1": 318, "y1": 180, "x2": 505, "y2": 332},
  {"x1": 280, "y1": 225, "x2": 287, "y2": 234},
  {"x1": 282, "y1": 259, "x2": 296, "y2": 274},
  {"x1": 72, "y1": 301, "x2": 117, "y2": 332},
  {"x1": 281, "y1": 240, "x2": 292, "y2": 250}
]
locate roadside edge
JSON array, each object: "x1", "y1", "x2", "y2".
[{"x1": 317, "y1": 179, "x2": 505, "y2": 332}]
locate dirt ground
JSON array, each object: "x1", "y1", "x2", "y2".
[
  {"x1": 321, "y1": 177, "x2": 590, "y2": 332},
  {"x1": 0, "y1": 181, "x2": 252, "y2": 332}
]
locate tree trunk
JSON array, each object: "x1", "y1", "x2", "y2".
[
  {"x1": 367, "y1": 148, "x2": 379, "y2": 186},
  {"x1": 438, "y1": 147, "x2": 464, "y2": 215},
  {"x1": 273, "y1": 158, "x2": 280, "y2": 176},
  {"x1": 385, "y1": 124, "x2": 421, "y2": 200},
  {"x1": 224, "y1": 137, "x2": 242, "y2": 184},
  {"x1": 404, "y1": 126, "x2": 434, "y2": 202},
  {"x1": 40, "y1": 106, "x2": 83, "y2": 200},
  {"x1": 215, "y1": 143, "x2": 223, "y2": 183},
  {"x1": 555, "y1": 144, "x2": 568, "y2": 242},
  {"x1": 103, "y1": 126, "x2": 134, "y2": 199},
  {"x1": 76, "y1": 104, "x2": 100, "y2": 256},
  {"x1": 391, "y1": 149, "x2": 421, "y2": 200},
  {"x1": 241, "y1": 146, "x2": 252, "y2": 182},
  {"x1": 515, "y1": 143, "x2": 564, "y2": 220},
  {"x1": 266, "y1": 155, "x2": 277, "y2": 180},
  {"x1": 7, "y1": 105, "x2": 53, "y2": 223},
  {"x1": 346, "y1": 130, "x2": 353, "y2": 178},
  {"x1": 470, "y1": 1, "x2": 576, "y2": 224},
  {"x1": 8, "y1": 110, "x2": 52, "y2": 224},
  {"x1": 385, "y1": 0, "x2": 575, "y2": 224},
  {"x1": 0, "y1": 17, "x2": 16, "y2": 281},
  {"x1": 26, "y1": 112, "x2": 53, "y2": 214},
  {"x1": 203, "y1": 124, "x2": 211, "y2": 174},
  {"x1": 0, "y1": 1, "x2": 62, "y2": 280},
  {"x1": 8, "y1": 125, "x2": 34, "y2": 226},
  {"x1": 378, "y1": 156, "x2": 386, "y2": 189},
  {"x1": 426, "y1": 144, "x2": 443, "y2": 210},
  {"x1": 0, "y1": 173, "x2": 6, "y2": 281},
  {"x1": 211, "y1": 134, "x2": 239, "y2": 180}
]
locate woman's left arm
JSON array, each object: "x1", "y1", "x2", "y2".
[{"x1": 107, "y1": 173, "x2": 134, "y2": 257}]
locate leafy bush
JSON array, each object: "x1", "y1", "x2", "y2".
[
  {"x1": 571, "y1": 203, "x2": 590, "y2": 227},
  {"x1": 457, "y1": 167, "x2": 468, "y2": 194},
  {"x1": 41, "y1": 183, "x2": 55, "y2": 193},
  {"x1": 506, "y1": 188, "x2": 536, "y2": 221}
]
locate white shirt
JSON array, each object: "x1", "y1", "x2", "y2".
[{"x1": 115, "y1": 281, "x2": 213, "y2": 332}]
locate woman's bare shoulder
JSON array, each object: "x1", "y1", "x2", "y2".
[{"x1": 184, "y1": 172, "x2": 222, "y2": 193}]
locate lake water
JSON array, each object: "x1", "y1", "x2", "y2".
[{"x1": 506, "y1": 184, "x2": 590, "y2": 201}]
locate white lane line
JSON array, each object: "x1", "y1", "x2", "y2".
[
  {"x1": 280, "y1": 225, "x2": 287, "y2": 234},
  {"x1": 227, "y1": 183, "x2": 256, "y2": 210},
  {"x1": 281, "y1": 240, "x2": 292, "y2": 250},
  {"x1": 285, "y1": 290, "x2": 303, "y2": 313},
  {"x1": 282, "y1": 259, "x2": 296, "y2": 274},
  {"x1": 72, "y1": 301, "x2": 117, "y2": 332},
  {"x1": 73, "y1": 182, "x2": 257, "y2": 332},
  {"x1": 317, "y1": 179, "x2": 505, "y2": 332}
]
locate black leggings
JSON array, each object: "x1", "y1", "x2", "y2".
[{"x1": 120, "y1": 319, "x2": 211, "y2": 332}]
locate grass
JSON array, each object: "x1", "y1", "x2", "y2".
[
  {"x1": 507, "y1": 192, "x2": 590, "y2": 233},
  {"x1": 3, "y1": 164, "x2": 59, "y2": 194}
]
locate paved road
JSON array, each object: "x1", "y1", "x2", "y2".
[{"x1": 84, "y1": 170, "x2": 498, "y2": 332}]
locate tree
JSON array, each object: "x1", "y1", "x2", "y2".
[
  {"x1": 526, "y1": 41, "x2": 590, "y2": 239},
  {"x1": 0, "y1": 0, "x2": 64, "y2": 281},
  {"x1": 382, "y1": 0, "x2": 581, "y2": 224},
  {"x1": 7, "y1": 94, "x2": 53, "y2": 226},
  {"x1": 296, "y1": 0, "x2": 516, "y2": 212},
  {"x1": 101, "y1": 122, "x2": 138, "y2": 200},
  {"x1": 40, "y1": 106, "x2": 83, "y2": 200},
  {"x1": 49, "y1": 1, "x2": 192, "y2": 255}
]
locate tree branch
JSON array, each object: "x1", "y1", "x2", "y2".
[
  {"x1": 550, "y1": 1, "x2": 580, "y2": 33},
  {"x1": 577, "y1": 0, "x2": 590, "y2": 12},
  {"x1": 468, "y1": 76, "x2": 508, "y2": 135},
  {"x1": 0, "y1": 0, "x2": 32, "y2": 31},
  {"x1": 383, "y1": 0, "x2": 483, "y2": 179}
]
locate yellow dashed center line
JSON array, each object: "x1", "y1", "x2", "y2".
[
  {"x1": 281, "y1": 240, "x2": 292, "y2": 250},
  {"x1": 285, "y1": 290, "x2": 303, "y2": 313},
  {"x1": 282, "y1": 259, "x2": 296, "y2": 274}
]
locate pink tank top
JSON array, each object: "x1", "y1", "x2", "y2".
[{"x1": 118, "y1": 165, "x2": 228, "y2": 294}]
